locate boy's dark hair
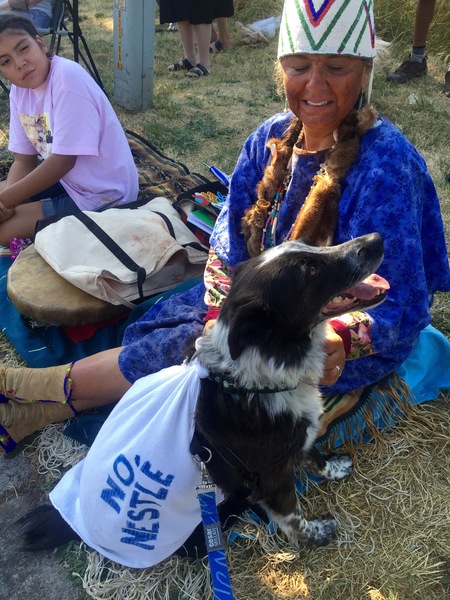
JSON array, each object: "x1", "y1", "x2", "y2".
[{"x1": 0, "y1": 14, "x2": 39, "y2": 38}]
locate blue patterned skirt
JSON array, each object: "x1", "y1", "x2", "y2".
[{"x1": 119, "y1": 282, "x2": 207, "y2": 383}]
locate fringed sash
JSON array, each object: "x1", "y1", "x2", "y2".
[{"x1": 316, "y1": 372, "x2": 414, "y2": 452}]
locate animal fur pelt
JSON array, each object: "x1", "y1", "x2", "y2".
[{"x1": 242, "y1": 106, "x2": 378, "y2": 254}]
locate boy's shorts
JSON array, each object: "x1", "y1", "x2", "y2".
[{"x1": 41, "y1": 194, "x2": 80, "y2": 219}]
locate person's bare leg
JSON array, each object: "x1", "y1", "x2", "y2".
[
  {"x1": 0, "y1": 201, "x2": 44, "y2": 246},
  {"x1": 413, "y1": 0, "x2": 436, "y2": 47},
  {"x1": 0, "y1": 346, "x2": 133, "y2": 453},
  {"x1": 386, "y1": 0, "x2": 435, "y2": 82},
  {"x1": 176, "y1": 20, "x2": 197, "y2": 66},
  {"x1": 215, "y1": 17, "x2": 232, "y2": 49},
  {"x1": 210, "y1": 20, "x2": 218, "y2": 42},
  {"x1": 69, "y1": 347, "x2": 133, "y2": 413},
  {"x1": 192, "y1": 23, "x2": 211, "y2": 71}
]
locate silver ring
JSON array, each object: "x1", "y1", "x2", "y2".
[
  {"x1": 335, "y1": 365, "x2": 342, "y2": 377},
  {"x1": 192, "y1": 446, "x2": 212, "y2": 464}
]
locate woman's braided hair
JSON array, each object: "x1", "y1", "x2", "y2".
[{"x1": 241, "y1": 105, "x2": 378, "y2": 257}]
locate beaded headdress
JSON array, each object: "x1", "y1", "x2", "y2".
[{"x1": 278, "y1": 0, "x2": 376, "y2": 59}]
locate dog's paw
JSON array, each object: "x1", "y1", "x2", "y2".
[
  {"x1": 322, "y1": 453, "x2": 353, "y2": 481},
  {"x1": 298, "y1": 517, "x2": 337, "y2": 547},
  {"x1": 281, "y1": 514, "x2": 337, "y2": 548}
]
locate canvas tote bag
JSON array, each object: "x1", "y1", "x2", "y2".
[{"x1": 34, "y1": 197, "x2": 208, "y2": 308}]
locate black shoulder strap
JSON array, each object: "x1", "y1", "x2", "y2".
[
  {"x1": 150, "y1": 210, "x2": 207, "y2": 253},
  {"x1": 74, "y1": 212, "x2": 147, "y2": 301}
]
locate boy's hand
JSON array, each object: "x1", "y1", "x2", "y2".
[{"x1": 0, "y1": 200, "x2": 15, "y2": 223}]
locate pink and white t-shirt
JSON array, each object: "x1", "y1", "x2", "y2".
[{"x1": 8, "y1": 55, "x2": 138, "y2": 210}]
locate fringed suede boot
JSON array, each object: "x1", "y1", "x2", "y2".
[
  {"x1": 0, "y1": 362, "x2": 74, "y2": 404},
  {"x1": 0, "y1": 363, "x2": 77, "y2": 454},
  {"x1": 0, "y1": 399, "x2": 77, "y2": 453}
]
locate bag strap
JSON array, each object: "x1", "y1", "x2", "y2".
[
  {"x1": 151, "y1": 210, "x2": 207, "y2": 253},
  {"x1": 74, "y1": 212, "x2": 147, "y2": 302}
]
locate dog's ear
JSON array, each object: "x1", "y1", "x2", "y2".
[{"x1": 227, "y1": 304, "x2": 269, "y2": 360}]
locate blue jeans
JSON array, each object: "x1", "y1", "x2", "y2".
[
  {"x1": 19, "y1": 9, "x2": 51, "y2": 29},
  {"x1": 41, "y1": 194, "x2": 80, "y2": 218}
]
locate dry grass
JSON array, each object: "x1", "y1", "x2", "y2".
[
  {"x1": 1, "y1": 0, "x2": 450, "y2": 598},
  {"x1": 28, "y1": 398, "x2": 450, "y2": 600}
]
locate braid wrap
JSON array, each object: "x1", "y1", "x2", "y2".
[
  {"x1": 241, "y1": 106, "x2": 378, "y2": 255},
  {"x1": 241, "y1": 117, "x2": 302, "y2": 257}
]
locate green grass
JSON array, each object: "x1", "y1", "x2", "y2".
[
  {"x1": 375, "y1": 0, "x2": 449, "y2": 59},
  {"x1": 55, "y1": 540, "x2": 90, "y2": 592},
  {"x1": 442, "y1": 556, "x2": 450, "y2": 586}
]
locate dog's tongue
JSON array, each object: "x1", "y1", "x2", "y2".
[{"x1": 346, "y1": 274, "x2": 390, "y2": 300}]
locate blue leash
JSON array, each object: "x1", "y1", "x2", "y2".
[{"x1": 196, "y1": 460, "x2": 234, "y2": 599}]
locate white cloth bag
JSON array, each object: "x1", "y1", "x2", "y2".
[
  {"x1": 34, "y1": 197, "x2": 208, "y2": 308},
  {"x1": 50, "y1": 360, "x2": 224, "y2": 569}
]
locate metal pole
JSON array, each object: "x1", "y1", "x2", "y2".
[
  {"x1": 113, "y1": 0, "x2": 155, "y2": 111},
  {"x1": 72, "y1": 0, "x2": 79, "y2": 62}
]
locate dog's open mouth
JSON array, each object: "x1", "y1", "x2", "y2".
[{"x1": 322, "y1": 273, "x2": 390, "y2": 315}]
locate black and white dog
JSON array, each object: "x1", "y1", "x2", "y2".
[
  {"x1": 191, "y1": 232, "x2": 388, "y2": 547},
  {"x1": 19, "y1": 233, "x2": 388, "y2": 555}
]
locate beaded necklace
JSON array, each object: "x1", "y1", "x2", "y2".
[
  {"x1": 260, "y1": 130, "x2": 330, "y2": 252},
  {"x1": 260, "y1": 176, "x2": 292, "y2": 250}
]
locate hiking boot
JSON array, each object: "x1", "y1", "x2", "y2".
[
  {"x1": 386, "y1": 56, "x2": 427, "y2": 83},
  {"x1": 444, "y1": 70, "x2": 450, "y2": 98},
  {"x1": 0, "y1": 399, "x2": 76, "y2": 454}
]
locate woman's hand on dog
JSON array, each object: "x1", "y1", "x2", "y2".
[
  {"x1": 203, "y1": 319, "x2": 345, "y2": 386},
  {"x1": 320, "y1": 323, "x2": 346, "y2": 386},
  {"x1": 203, "y1": 319, "x2": 217, "y2": 332}
]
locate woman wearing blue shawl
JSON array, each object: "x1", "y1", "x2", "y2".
[{"x1": 1, "y1": 0, "x2": 449, "y2": 453}]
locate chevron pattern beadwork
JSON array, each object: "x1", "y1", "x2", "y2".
[{"x1": 278, "y1": 0, "x2": 376, "y2": 58}]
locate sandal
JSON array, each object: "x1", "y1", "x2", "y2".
[
  {"x1": 167, "y1": 58, "x2": 194, "y2": 72},
  {"x1": 186, "y1": 63, "x2": 209, "y2": 78},
  {"x1": 209, "y1": 40, "x2": 224, "y2": 53}
]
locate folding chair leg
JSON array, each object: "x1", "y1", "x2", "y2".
[{"x1": 0, "y1": 79, "x2": 9, "y2": 95}]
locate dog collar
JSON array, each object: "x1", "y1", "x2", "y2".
[{"x1": 207, "y1": 372, "x2": 295, "y2": 394}]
